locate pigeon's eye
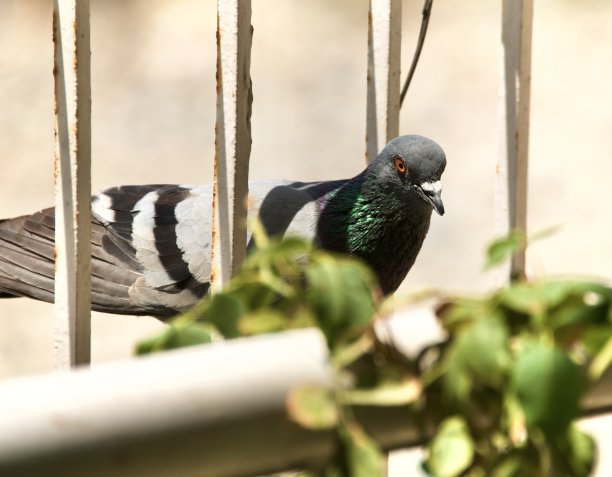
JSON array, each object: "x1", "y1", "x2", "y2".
[{"x1": 394, "y1": 158, "x2": 407, "y2": 174}]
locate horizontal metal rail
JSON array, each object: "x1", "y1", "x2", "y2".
[{"x1": 0, "y1": 323, "x2": 610, "y2": 477}]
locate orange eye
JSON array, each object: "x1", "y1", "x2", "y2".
[{"x1": 395, "y1": 158, "x2": 407, "y2": 174}]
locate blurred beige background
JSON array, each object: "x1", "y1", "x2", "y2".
[{"x1": 0, "y1": 0, "x2": 611, "y2": 472}]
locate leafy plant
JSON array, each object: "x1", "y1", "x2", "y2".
[
  {"x1": 137, "y1": 228, "x2": 612, "y2": 476},
  {"x1": 138, "y1": 225, "x2": 389, "y2": 474},
  {"x1": 423, "y1": 276, "x2": 611, "y2": 476}
]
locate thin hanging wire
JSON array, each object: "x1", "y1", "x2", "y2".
[{"x1": 400, "y1": 0, "x2": 434, "y2": 108}]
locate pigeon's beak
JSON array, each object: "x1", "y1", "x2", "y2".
[
  {"x1": 418, "y1": 181, "x2": 445, "y2": 216},
  {"x1": 427, "y1": 190, "x2": 445, "y2": 216}
]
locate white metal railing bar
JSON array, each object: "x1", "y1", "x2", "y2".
[
  {"x1": 365, "y1": 4, "x2": 402, "y2": 472},
  {"x1": 365, "y1": 0, "x2": 402, "y2": 163},
  {"x1": 0, "y1": 330, "x2": 335, "y2": 477},
  {"x1": 211, "y1": 0, "x2": 253, "y2": 290},
  {"x1": 496, "y1": 0, "x2": 533, "y2": 282},
  {"x1": 0, "y1": 326, "x2": 610, "y2": 477},
  {"x1": 52, "y1": 0, "x2": 92, "y2": 368}
]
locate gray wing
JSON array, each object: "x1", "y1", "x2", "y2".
[
  {"x1": 0, "y1": 180, "x2": 338, "y2": 317},
  {"x1": 0, "y1": 206, "x2": 147, "y2": 315},
  {"x1": 91, "y1": 184, "x2": 214, "y2": 316},
  {"x1": 0, "y1": 185, "x2": 213, "y2": 317}
]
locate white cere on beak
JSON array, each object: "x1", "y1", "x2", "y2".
[{"x1": 420, "y1": 180, "x2": 442, "y2": 193}]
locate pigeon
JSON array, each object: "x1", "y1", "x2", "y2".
[{"x1": 0, "y1": 135, "x2": 446, "y2": 318}]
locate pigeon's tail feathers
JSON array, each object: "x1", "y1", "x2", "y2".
[
  {"x1": 0, "y1": 212, "x2": 56, "y2": 304},
  {"x1": 0, "y1": 208, "x2": 176, "y2": 316},
  {"x1": 0, "y1": 184, "x2": 217, "y2": 317},
  {"x1": 0, "y1": 209, "x2": 147, "y2": 314}
]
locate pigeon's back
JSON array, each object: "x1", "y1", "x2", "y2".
[{"x1": 0, "y1": 180, "x2": 333, "y2": 317}]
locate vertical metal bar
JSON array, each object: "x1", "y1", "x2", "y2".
[
  {"x1": 366, "y1": 0, "x2": 402, "y2": 163},
  {"x1": 496, "y1": 0, "x2": 533, "y2": 282},
  {"x1": 211, "y1": 0, "x2": 253, "y2": 290},
  {"x1": 366, "y1": 3, "x2": 402, "y2": 472},
  {"x1": 53, "y1": 0, "x2": 92, "y2": 368}
]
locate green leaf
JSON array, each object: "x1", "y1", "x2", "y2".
[
  {"x1": 548, "y1": 426, "x2": 596, "y2": 477},
  {"x1": 286, "y1": 385, "x2": 339, "y2": 430},
  {"x1": 581, "y1": 324, "x2": 612, "y2": 358},
  {"x1": 289, "y1": 307, "x2": 318, "y2": 330},
  {"x1": 485, "y1": 226, "x2": 561, "y2": 270},
  {"x1": 345, "y1": 377, "x2": 422, "y2": 406},
  {"x1": 170, "y1": 322, "x2": 215, "y2": 347},
  {"x1": 339, "y1": 422, "x2": 385, "y2": 477},
  {"x1": 453, "y1": 317, "x2": 511, "y2": 386},
  {"x1": 443, "y1": 358, "x2": 472, "y2": 406},
  {"x1": 549, "y1": 298, "x2": 608, "y2": 330},
  {"x1": 500, "y1": 280, "x2": 571, "y2": 319},
  {"x1": 436, "y1": 298, "x2": 490, "y2": 333},
  {"x1": 551, "y1": 298, "x2": 608, "y2": 346},
  {"x1": 135, "y1": 331, "x2": 169, "y2": 355},
  {"x1": 511, "y1": 340, "x2": 582, "y2": 435},
  {"x1": 306, "y1": 254, "x2": 377, "y2": 346},
  {"x1": 230, "y1": 280, "x2": 284, "y2": 310},
  {"x1": 588, "y1": 333, "x2": 612, "y2": 381},
  {"x1": 566, "y1": 281, "x2": 612, "y2": 303},
  {"x1": 440, "y1": 316, "x2": 510, "y2": 408},
  {"x1": 330, "y1": 332, "x2": 374, "y2": 369},
  {"x1": 489, "y1": 452, "x2": 540, "y2": 477},
  {"x1": 537, "y1": 280, "x2": 575, "y2": 308},
  {"x1": 424, "y1": 416, "x2": 475, "y2": 477},
  {"x1": 528, "y1": 224, "x2": 563, "y2": 244},
  {"x1": 490, "y1": 455, "x2": 522, "y2": 477},
  {"x1": 202, "y1": 292, "x2": 244, "y2": 338},
  {"x1": 564, "y1": 426, "x2": 596, "y2": 477},
  {"x1": 244, "y1": 235, "x2": 310, "y2": 274},
  {"x1": 135, "y1": 322, "x2": 214, "y2": 355},
  {"x1": 486, "y1": 231, "x2": 526, "y2": 269},
  {"x1": 238, "y1": 310, "x2": 286, "y2": 335}
]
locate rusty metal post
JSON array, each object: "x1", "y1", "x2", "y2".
[
  {"x1": 211, "y1": 0, "x2": 253, "y2": 290},
  {"x1": 366, "y1": 4, "x2": 402, "y2": 473},
  {"x1": 366, "y1": 0, "x2": 402, "y2": 163},
  {"x1": 53, "y1": 0, "x2": 92, "y2": 368},
  {"x1": 496, "y1": 0, "x2": 533, "y2": 282}
]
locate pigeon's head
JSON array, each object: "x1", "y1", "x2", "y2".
[{"x1": 371, "y1": 135, "x2": 447, "y2": 216}]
